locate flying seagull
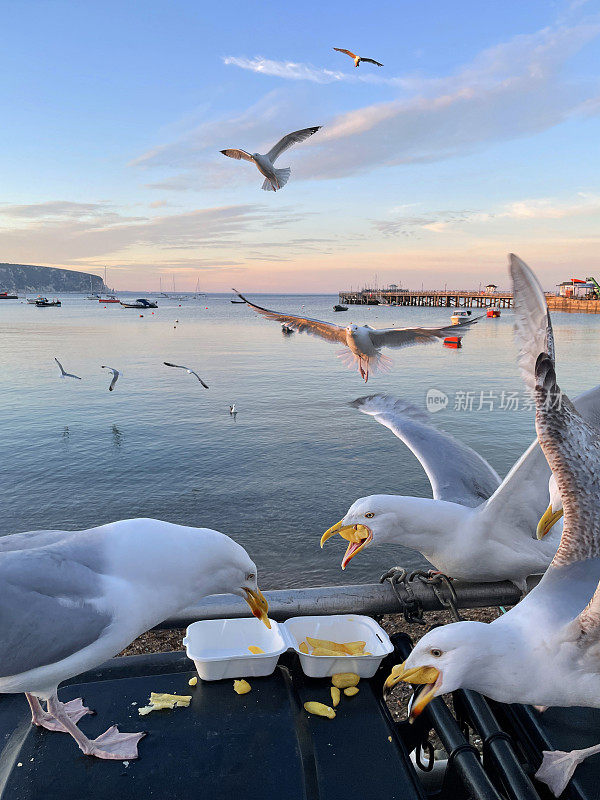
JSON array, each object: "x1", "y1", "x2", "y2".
[
  {"x1": 54, "y1": 358, "x2": 81, "y2": 380},
  {"x1": 101, "y1": 365, "x2": 120, "y2": 392},
  {"x1": 0, "y1": 519, "x2": 269, "y2": 759},
  {"x1": 164, "y1": 361, "x2": 209, "y2": 389},
  {"x1": 220, "y1": 126, "x2": 321, "y2": 192},
  {"x1": 383, "y1": 254, "x2": 600, "y2": 797},
  {"x1": 333, "y1": 48, "x2": 383, "y2": 68},
  {"x1": 234, "y1": 290, "x2": 482, "y2": 381}
]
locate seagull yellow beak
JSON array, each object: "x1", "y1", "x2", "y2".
[
  {"x1": 383, "y1": 661, "x2": 442, "y2": 721},
  {"x1": 536, "y1": 504, "x2": 564, "y2": 540},
  {"x1": 320, "y1": 520, "x2": 373, "y2": 570},
  {"x1": 243, "y1": 588, "x2": 271, "y2": 629}
]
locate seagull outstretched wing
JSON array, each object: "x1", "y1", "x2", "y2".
[
  {"x1": 266, "y1": 126, "x2": 321, "y2": 163},
  {"x1": 164, "y1": 362, "x2": 209, "y2": 389},
  {"x1": 54, "y1": 358, "x2": 81, "y2": 380},
  {"x1": 333, "y1": 47, "x2": 358, "y2": 59},
  {"x1": 360, "y1": 57, "x2": 383, "y2": 66},
  {"x1": 234, "y1": 290, "x2": 347, "y2": 344},
  {"x1": 220, "y1": 149, "x2": 255, "y2": 162},
  {"x1": 368, "y1": 315, "x2": 482, "y2": 349}
]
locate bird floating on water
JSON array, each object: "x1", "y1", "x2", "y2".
[
  {"x1": 383, "y1": 253, "x2": 600, "y2": 797},
  {"x1": 164, "y1": 361, "x2": 209, "y2": 389},
  {"x1": 54, "y1": 358, "x2": 81, "y2": 380},
  {"x1": 229, "y1": 404, "x2": 237, "y2": 415},
  {"x1": 220, "y1": 126, "x2": 321, "y2": 191},
  {"x1": 101, "y1": 365, "x2": 120, "y2": 392},
  {"x1": 234, "y1": 290, "x2": 482, "y2": 382},
  {"x1": 0, "y1": 518, "x2": 269, "y2": 759},
  {"x1": 333, "y1": 47, "x2": 383, "y2": 68}
]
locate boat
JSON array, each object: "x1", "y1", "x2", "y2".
[
  {"x1": 333, "y1": 304, "x2": 348, "y2": 312},
  {"x1": 120, "y1": 298, "x2": 158, "y2": 309},
  {"x1": 487, "y1": 307, "x2": 501, "y2": 318},
  {"x1": 450, "y1": 310, "x2": 471, "y2": 325},
  {"x1": 26, "y1": 295, "x2": 45, "y2": 304},
  {"x1": 85, "y1": 276, "x2": 100, "y2": 299},
  {"x1": 444, "y1": 335, "x2": 462, "y2": 348},
  {"x1": 0, "y1": 291, "x2": 18, "y2": 299},
  {"x1": 99, "y1": 295, "x2": 120, "y2": 304},
  {"x1": 35, "y1": 298, "x2": 61, "y2": 307}
]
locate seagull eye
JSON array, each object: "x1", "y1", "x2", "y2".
[
  {"x1": 246, "y1": 573, "x2": 255, "y2": 582},
  {"x1": 430, "y1": 649, "x2": 443, "y2": 658},
  {"x1": 365, "y1": 512, "x2": 375, "y2": 519}
]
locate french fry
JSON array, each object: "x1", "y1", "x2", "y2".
[
  {"x1": 299, "y1": 641, "x2": 309, "y2": 654},
  {"x1": 331, "y1": 673, "x2": 360, "y2": 689},
  {"x1": 306, "y1": 637, "x2": 349, "y2": 654},
  {"x1": 233, "y1": 679, "x2": 251, "y2": 695},
  {"x1": 150, "y1": 692, "x2": 191, "y2": 706},
  {"x1": 188, "y1": 677, "x2": 198, "y2": 687},
  {"x1": 330, "y1": 687, "x2": 341, "y2": 707},
  {"x1": 304, "y1": 701, "x2": 335, "y2": 719},
  {"x1": 248, "y1": 645, "x2": 264, "y2": 654},
  {"x1": 342, "y1": 641, "x2": 367, "y2": 655},
  {"x1": 344, "y1": 687, "x2": 359, "y2": 697},
  {"x1": 310, "y1": 647, "x2": 346, "y2": 657}
]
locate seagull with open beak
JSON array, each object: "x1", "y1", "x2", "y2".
[{"x1": 321, "y1": 518, "x2": 374, "y2": 570}]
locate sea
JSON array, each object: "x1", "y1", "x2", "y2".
[{"x1": 2, "y1": 292, "x2": 599, "y2": 589}]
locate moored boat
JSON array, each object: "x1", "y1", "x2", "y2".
[
  {"x1": 443, "y1": 335, "x2": 462, "y2": 348},
  {"x1": 35, "y1": 297, "x2": 61, "y2": 307},
  {"x1": 0, "y1": 291, "x2": 18, "y2": 300},
  {"x1": 120, "y1": 298, "x2": 158, "y2": 309},
  {"x1": 333, "y1": 304, "x2": 348, "y2": 312},
  {"x1": 99, "y1": 295, "x2": 120, "y2": 303},
  {"x1": 487, "y1": 307, "x2": 501, "y2": 318},
  {"x1": 451, "y1": 310, "x2": 471, "y2": 325}
]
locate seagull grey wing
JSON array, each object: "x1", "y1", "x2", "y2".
[
  {"x1": 220, "y1": 149, "x2": 255, "y2": 162},
  {"x1": 333, "y1": 47, "x2": 358, "y2": 59},
  {"x1": 190, "y1": 370, "x2": 209, "y2": 388},
  {"x1": 351, "y1": 394, "x2": 501, "y2": 506},
  {"x1": 233, "y1": 290, "x2": 347, "y2": 344},
  {"x1": 164, "y1": 361, "x2": 186, "y2": 370},
  {"x1": 54, "y1": 357, "x2": 65, "y2": 375},
  {"x1": 266, "y1": 126, "x2": 321, "y2": 163},
  {"x1": 368, "y1": 316, "x2": 481, "y2": 350},
  {"x1": 0, "y1": 549, "x2": 112, "y2": 677},
  {"x1": 479, "y1": 384, "x2": 600, "y2": 541},
  {"x1": 360, "y1": 58, "x2": 384, "y2": 66},
  {"x1": 510, "y1": 252, "x2": 554, "y2": 395},
  {"x1": 0, "y1": 529, "x2": 78, "y2": 553}
]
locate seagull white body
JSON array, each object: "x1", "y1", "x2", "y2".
[
  {"x1": 54, "y1": 358, "x2": 81, "y2": 380},
  {"x1": 235, "y1": 291, "x2": 482, "y2": 381},
  {"x1": 220, "y1": 126, "x2": 321, "y2": 191},
  {"x1": 101, "y1": 365, "x2": 120, "y2": 391},
  {"x1": 0, "y1": 519, "x2": 268, "y2": 760},
  {"x1": 384, "y1": 254, "x2": 600, "y2": 797}
]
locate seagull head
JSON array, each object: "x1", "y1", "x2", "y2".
[
  {"x1": 320, "y1": 495, "x2": 402, "y2": 569},
  {"x1": 537, "y1": 473, "x2": 563, "y2": 539},
  {"x1": 321, "y1": 494, "x2": 442, "y2": 569},
  {"x1": 383, "y1": 621, "x2": 491, "y2": 718}
]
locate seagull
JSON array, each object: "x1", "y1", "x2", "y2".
[
  {"x1": 164, "y1": 361, "x2": 209, "y2": 389},
  {"x1": 0, "y1": 518, "x2": 269, "y2": 760},
  {"x1": 333, "y1": 47, "x2": 383, "y2": 68},
  {"x1": 234, "y1": 290, "x2": 483, "y2": 382},
  {"x1": 101, "y1": 365, "x2": 120, "y2": 392},
  {"x1": 229, "y1": 404, "x2": 237, "y2": 415},
  {"x1": 54, "y1": 358, "x2": 81, "y2": 380},
  {"x1": 220, "y1": 126, "x2": 321, "y2": 192},
  {"x1": 383, "y1": 253, "x2": 600, "y2": 797}
]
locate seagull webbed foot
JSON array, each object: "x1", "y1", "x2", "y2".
[
  {"x1": 27, "y1": 694, "x2": 93, "y2": 732},
  {"x1": 84, "y1": 726, "x2": 146, "y2": 760},
  {"x1": 535, "y1": 744, "x2": 600, "y2": 797}
]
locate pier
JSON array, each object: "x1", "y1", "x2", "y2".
[
  {"x1": 339, "y1": 288, "x2": 513, "y2": 308},
  {"x1": 339, "y1": 288, "x2": 600, "y2": 313}
]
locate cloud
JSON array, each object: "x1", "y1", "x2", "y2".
[
  {"x1": 222, "y1": 56, "x2": 400, "y2": 86},
  {"x1": 0, "y1": 201, "x2": 113, "y2": 219},
  {"x1": 373, "y1": 193, "x2": 600, "y2": 237},
  {"x1": 0, "y1": 202, "x2": 307, "y2": 263}
]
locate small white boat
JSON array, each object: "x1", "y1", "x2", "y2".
[{"x1": 451, "y1": 310, "x2": 471, "y2": 325}]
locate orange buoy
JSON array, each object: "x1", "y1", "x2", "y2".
[{"x1": 444, "y1": 336, "x2": 462, "y2": 348}]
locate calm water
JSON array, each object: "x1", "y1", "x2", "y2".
[{"x1": 1, "y1": 293, "x2": 599, "y2": 589}]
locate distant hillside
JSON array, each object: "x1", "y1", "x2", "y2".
[{"x1": 0, "y1": 263, "x2": 105, "y2": 294}]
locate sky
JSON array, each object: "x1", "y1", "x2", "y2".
[{"x1": 1, "y1": 0, "x2": 599, "y2": 291}]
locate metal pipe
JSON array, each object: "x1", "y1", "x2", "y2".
[{"x1": 157, "y1": 576, "x2": 541, "y2": 629}]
